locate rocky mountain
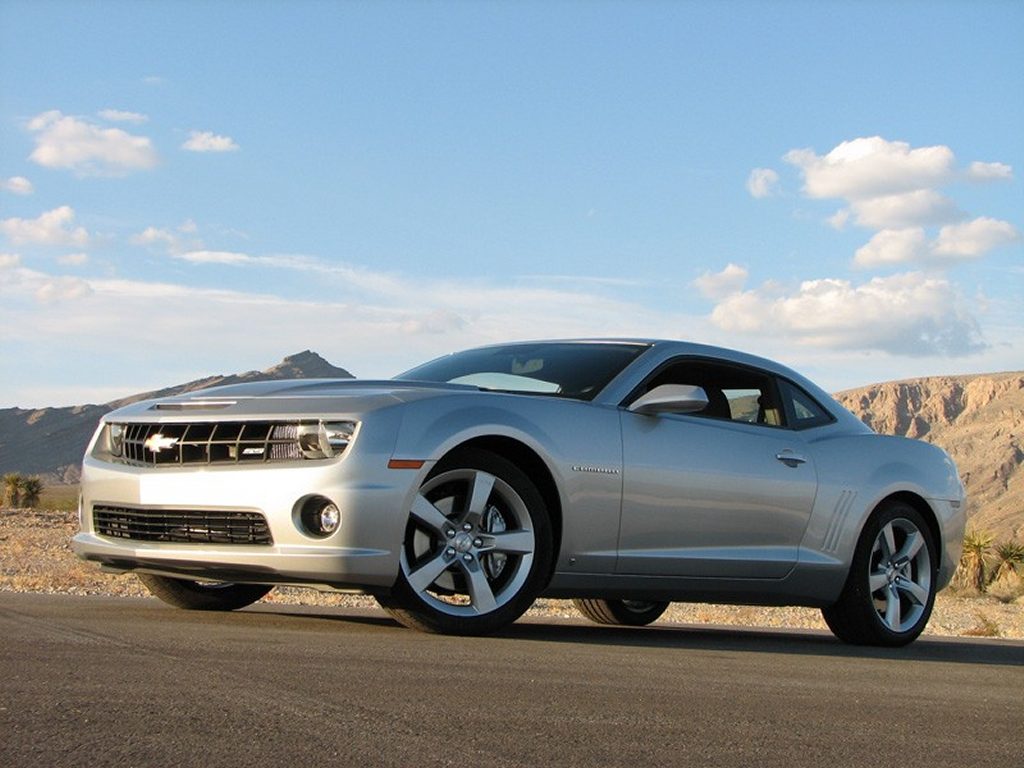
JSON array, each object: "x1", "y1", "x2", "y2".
[
  {"x1": 835, "y1": 371, "x2": 1024, "y2": 540},
  {"x1": 0, "y1": 351, "x2": 353, "y2": 483}
]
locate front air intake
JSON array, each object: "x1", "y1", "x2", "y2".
[{"x1": 93, "y1": 505, "x2": 273, "y2": 545}]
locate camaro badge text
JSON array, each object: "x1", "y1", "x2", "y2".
[
  {"x1": 571, "y1": 465, "x2": 620, "y2": 475},
  {"x1": 144, "y1": 434, "x2": 179, "y2": 454}
]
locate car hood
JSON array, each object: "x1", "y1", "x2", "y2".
[{"x1": 103, "y1": 379, "x2": 477, "y2": 421}]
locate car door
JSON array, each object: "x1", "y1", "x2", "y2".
[{"x1": 616, "y1": 359, "x2": 818, "y2": 579}]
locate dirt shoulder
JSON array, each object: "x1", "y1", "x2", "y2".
[{"x1": 3, "y1": 507, "x2": 1021, "y2": 639}]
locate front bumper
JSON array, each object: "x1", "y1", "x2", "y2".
[
  {"x1": 933, "y1": 496, "x2": 967, "y2": 591},
  {"x1": 73, "y1": 452, "x2": 424, "y2": 590}
]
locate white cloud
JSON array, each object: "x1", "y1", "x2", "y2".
[
  {"x1": 27, "y1": 110, "x2": 158, "y2": 176},
  {"x1": 827, "y1": 209, "x2": 850, "y2": 230},
  {"x1": 852, "y1": 218, "x2": 1019, "y2": 268},
  {"x1": 2, "y1": 176, "x2": 34, "y2": 195},
  {"x1": 98, "y1": 109, "x2": 148, "y2": 124},
  {"x1": 0, "y1": 206, "x2": 89, "y2": 247},
  {"x1": 182, "y1": 131, "x2": 240, "y2": 152},
  {"x1": 693, "y1": 263, "x2": 748, "y2": 299},
  {"x1": 709, "y1": 272, "x2": 984, "y2": 356},
  {"x1": 853, "y1": 228, "x2": 929, "y2": 269},
  {"x1": 177, "y1": 249, "x2": 251, "y2": 264},
  {"x1": 0, "y1": 260, "x2": 699, "y2": 391},
  {"x1": 848, "y1": 189, "x2": 961, "y2": 230},
  {"x1": 133, "y1": 226, "x2": 178, "y2": 248},
  {"x1": 58, "y1": 252, "x2": 89, "y2": 266},
  {"x1": 399, "y1": 309, "x2": 468, "y2": 335},
  {"x1": 132, "y1": 221, "x2": 204, "y2": 254},
  {"x1": 932, "y1": 217, "x2": 1020, "y2": 259},
  {"x1": 746, "y1": 168, "x2": 780, "y2": 199},
  {"x1": 784, "y1": 137, "x2": 956, "y2": 200},
  {"x1": 0, "y1": 262, "x2": 93, "y2": 305},
  {"x1": 966, "y1": 161, "x2": 1012, "y2": 182},
  {"x1": 777, "y1": 136, "x2": 1019, "y2": 271},
  {"x1": 35, "y1": 275, "x2": 93, "y2": 303},
  {"x1": 0, "y1": 253, "x2": 22, "y2": 269}
]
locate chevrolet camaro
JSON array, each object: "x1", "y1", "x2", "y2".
[{"x1": 73, "y1": 340, "x2": 966, "y2": 646}]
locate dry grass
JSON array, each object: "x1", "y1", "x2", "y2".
[{"x1": 962, "y1": 613, "x2": 1002, "y2": 638}]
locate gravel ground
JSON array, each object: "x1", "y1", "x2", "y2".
[{"x1": 3, "y1": 507, "x2": 1022, "y2": 639}]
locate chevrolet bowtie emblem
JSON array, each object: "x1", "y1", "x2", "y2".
[{"x1": 144, "y1": 433, "x2": 179, "y2": 454}]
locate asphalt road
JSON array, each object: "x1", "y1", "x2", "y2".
[{"x1": 1, "y1": 593, "x2": 1021, "y2": 768}]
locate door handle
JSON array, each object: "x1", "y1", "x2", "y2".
[{"x1": 775, "y1": 450, "x2": 808, "y2": 467}]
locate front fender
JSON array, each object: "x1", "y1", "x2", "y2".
[
  {"x1": 799, "y1": 433, "x2": 966, "y2": 589},
  {"x1": 390, "y1": 395, "x2": 625, "y2": 573}
]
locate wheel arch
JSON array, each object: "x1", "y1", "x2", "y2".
[
  {"x1": 438, "y1": 435, "x2": 563, "y2": 581},
  {"x1": 863, "y1": 490, "x2": 943, "y2": 561}
]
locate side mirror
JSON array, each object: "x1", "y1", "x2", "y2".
[{"x1": 628, "y1": 384, "x2": 709, "y2": 416}]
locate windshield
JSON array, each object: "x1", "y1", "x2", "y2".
[{"x1": 396, "y1": 342, "x2": 650, "y2": 401}]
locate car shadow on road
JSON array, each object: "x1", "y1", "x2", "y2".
[
  {"x1": 262, "y1": 604, "x2": 1024, "y2": 668},
  {"x1": 506, "y1": 619, "x2": 1024, "y2": 667}
]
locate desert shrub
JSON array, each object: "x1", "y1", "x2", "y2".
[
  {"x1": 3, "y1": 473, "x2": 23, "y2": 507},
  {"x1": 991, "y1": 541, "x2": 1024, "y2": 581},
  {"x1": 953, "y1": 528, "x2": 994, "y2": 593},
  {"x1": 1, "y1": 473, "x2": 44, "y2": 508},
  {"x1": 20, "y1": 476, "x2": 43, "y2": 508},
  {"x1": 986, "y1": 540, "x2": 1024, "y2": 601}
]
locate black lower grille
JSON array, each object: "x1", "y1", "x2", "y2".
[{"x1": 93, "y1": 505, "x2": 273, "y2": 545}]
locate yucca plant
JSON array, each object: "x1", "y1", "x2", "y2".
[
  {"x1": 20, "y1": 476, "x2": 43, "y2": 508},
  {"x1": 954, "y1": 528, "x2": 994, "y2": 593},
  {"x1": 2, "y1": 473, "x2": 23, "y2": 508},
  {"x1": 989, "y1": 540, "x2": 1024, "y2": 585}
]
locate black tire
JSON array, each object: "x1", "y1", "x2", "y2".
[
  {"x1": 138, "y1": 573, "x2": 272, "y2": 611},
  {"x1": 377, "y1": 449, "x2": 553, "y2": 635},
  {"x1": 822, "y1": 501, "x2": 938, "y2": 647},
  {"x1": 573, "y1": 598, "x2": 669, "y2": 626}
]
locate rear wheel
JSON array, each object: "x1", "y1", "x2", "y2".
[
  {"x1": 138, "y1": 573, "x2": 272, "y2": 611},
  {"x1": 822, "y1": 502, "x2": 937, "y2": 646},
  {"x1": 377, "y1": 449, "x2": 552, "y2": 635},
  {"x1": 573, "y1": 598, "x2": 669, "y2": 626}
]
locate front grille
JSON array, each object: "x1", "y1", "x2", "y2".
[
  {"x1": 94, "y1": 505, "x2": 273, "y2": 545},
  {"x1": 119, "y1": 421, "x2": 305, "y2": 466}
]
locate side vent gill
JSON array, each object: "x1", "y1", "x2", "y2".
[{"x1": 823, "y1": 490, "x2": 857, "y2": 553}]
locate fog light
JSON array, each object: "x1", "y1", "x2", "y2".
[
  {"x1": 297, "y1": 496, "x2": 341, "y2": 538},
  {"x1": 317, "y1": 503, "x2": 341, "y2": 534}
]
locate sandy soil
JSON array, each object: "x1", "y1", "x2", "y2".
[{"x1": 3, "y1": 507, "x2": 1022, "y2": 639}]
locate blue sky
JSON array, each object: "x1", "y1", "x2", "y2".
[{"x1": 1, "y1": 0, "x2": 1021, "y2": 407}]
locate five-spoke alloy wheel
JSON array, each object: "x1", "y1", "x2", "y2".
[
  {"x1": 822, "y1": 501, "x2": 937, "y2": 646},
  {"x1": 378, "y1": 449, "x2": 552, "y2": 635}
]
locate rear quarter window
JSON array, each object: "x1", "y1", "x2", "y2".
[{"x1": 778, "y1": 379, "x2": 834, "y2": 430}]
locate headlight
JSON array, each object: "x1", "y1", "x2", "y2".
[
  {"x1": 297, "y1": 421, "x2": 358, "y2": 459},
  {"x1": 107, "y1": 424, "x2": 125, "y2": 457}
]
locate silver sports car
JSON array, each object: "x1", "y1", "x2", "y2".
[{"x1": 73, "y1": 340, "x2": 965, "y2": 646}]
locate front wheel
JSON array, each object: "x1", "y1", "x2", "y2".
[
  {"x1": 377, "y1": 449, "x2": 553, "y2": 635},
  {"x1": 138, "y1": 573, "x2": 272, "y2": 611},
  {"x1": 822, "y1": 502, "x2": 937, "y2": 646},
  {"x1": 573, "y1": 598, "x2": 669, "y2": 626}
]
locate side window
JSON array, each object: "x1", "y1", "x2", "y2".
[
  {"x1": 640, "y1": 359, "x2": 784, "y2": 427},
  {"x1": 778, "y1": 379, "x2": 833, "y2": 430}
]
